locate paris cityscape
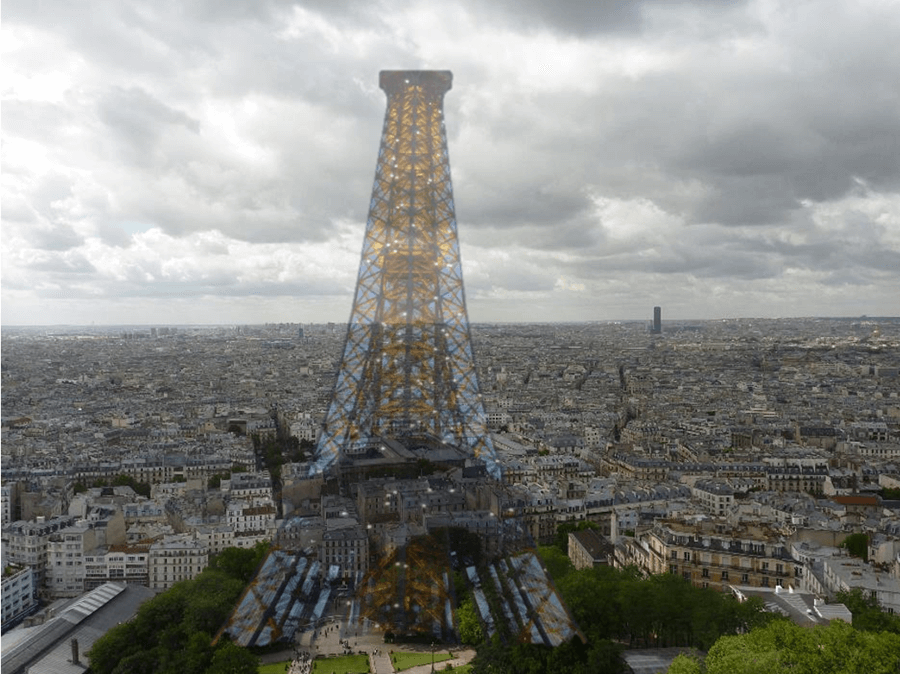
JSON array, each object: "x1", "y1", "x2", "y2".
[
  {"x1": 3, "y1": 313, "x2": 900, "y2": 674},
  {"x1": 4, "y1": 2, "x2": 900, "y2": 673}
]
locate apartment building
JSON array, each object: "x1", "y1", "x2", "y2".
[
  {"x1": 568, "y1": 528, "x2": 614, "y2": 569},
  {"x1": 84, "y1": 544, "x2": 150, "y2": 590},
  {"x1": 2, "y1": 482, "x2": 18, "y2": 526},
  {"x1": 148, "y1": 534, "x2": 209, "y2": 590},
  {"x1": 1, "y1": 564, "x2": 37, "y2": 630},
  {"x1": 2, "y1": 515, "x2": 78, "y2": 594},
  {"x1": 621, "y1": 518, "x2": 799, "y2": 592},
  {"x1": 320, "y1": 525, "x2": 368, "y2": 580},
  {"x1": 195, "y1": 524, "x2": 236, "y2": 556},
  {"x1": 46, "y1": 521, "x2": 100, "y2": 598},
  {"x1": 226, "y1": 502, "x2": 277, "y2": 538},
  {"x1": 227, "y1": 471, "x2": 273, "y2": 502},
  {"x1": 821, "y1": 556, "x2": 900, "y2": 615},
  {"x1": 691, "y1": 479, "x2": 735, "y2": 516}
]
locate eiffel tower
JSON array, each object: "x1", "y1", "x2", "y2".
[{"x1": 312, "y1": 70, "x2": 500, "y2": 479}]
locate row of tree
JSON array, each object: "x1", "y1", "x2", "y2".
[
  {"x1": 73, "y1": 474, "x2": 153, "y2": 497},
  {"x1": 88, "y1": 543, "x2": 268, "y2": 674},
  {"x1": 471, "y1": 543, "x2": 900, "y2": 673},
  {"x1": 469, "y1": 549, "x2": 774, "y2": 674},
  {"x1": 542, "y1": 546, "x2": 773, "y2": 650},
  {"x1": 668, "y1": 619, "x2": 900, "y2": 674}
]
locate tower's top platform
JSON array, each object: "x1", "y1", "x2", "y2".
[{"x1": 379, "y1": 70, "x2": 452, "y2": 96}]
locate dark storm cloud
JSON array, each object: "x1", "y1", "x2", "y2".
[{"x1": 445, "y1": 0, "x2": 900, "y2": 236}]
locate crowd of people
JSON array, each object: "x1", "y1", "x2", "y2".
[{"x1": 287, "y1": 649, "x2": 313, "y2": 674}]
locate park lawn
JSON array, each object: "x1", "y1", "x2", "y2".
[
  {"x1": 390, "y1": 651, "x2": 452, "y2": 671},
  {"x1": 312, "y1": 653, "x2": 370, "y2": 674},
  {"x1": 258, "y1": 654, "x2": 369, "y2": 674}
]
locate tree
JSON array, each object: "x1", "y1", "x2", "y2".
[
  {"x1": 208, "y1": 472, "x2": 229, "y2": 489},
  {"x1": 89, "y1": 557, "x2": 258, "y2": 674},
  {"x1": 836, "y1": 587, "x2": 900, "y2": 633},
  {"x1": 583, "y1": 638, "x2": 624, "y2": 674},
  {"x1": 553, "y1": 521, "x2": 599, "y2": 554},
  {"x1": 108, "y1": 473, "x2": 151, "y2": 497},
  {"x1": 556, "y1": 566, "x2": 621, "y2": 640},
  {"x1": 457, "y1": 598, "x2": 484, "y2": 645},
  {"x1": 840, "y1": 533, "x2": 869, "y2": 562},
  {"x1": 444, "y1": 527, "x2": 483, "y2": 566},
  {"x1": 699, "y1": 619, "x2": 900, "y2": 674},
  {"x1": 209, "y1": 543, "x2": 268, "y2": 584},
  {"x1": 668, "y1": 652, "x2": 705, "y2": 674},
  {"x1": 205, "y1": 640, "x2": 259, "y2": 674},
  {"x1": 536, "y1": 545, "x2": 574, "y2": 581},
  {"x1": 86, "y1": 622, "x2": 139, "y2": 674}
]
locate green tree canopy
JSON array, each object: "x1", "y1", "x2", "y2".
[
  {"x1": 840, "y1": 532, "x2": 869, "y2": 561},
  {"x1": 88, "y1": 547, "x2": 261, "y2": 674},
  {"x1": 536, "y1": 545, "x2": 574, "y2": 581},
  {"x1": 682, "y1": 619, "x2": 900, "y2": 674},
  {"x1": 553, "y1": 521, "x2": 599, "y2": 554},
  {"x1": 205, "y1": 640, "x2": 259, "y2": 674},
  {"x1": 457, "y1": 597, "x2": 484, "y2": 645},
  {"x1": 835, "y1": 587, "x2": 900, "y2": 633},
  {"x1": 208, "y1": 542, "x2": 268, "y2": 584}
]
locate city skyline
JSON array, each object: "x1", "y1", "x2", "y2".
[{"x1": 3, "y1": 0, "x2": 899, "y2": 326}]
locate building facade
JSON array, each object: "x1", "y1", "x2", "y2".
[{"x1": 621, "y1": 519, "x2": 800, "y2": 592}]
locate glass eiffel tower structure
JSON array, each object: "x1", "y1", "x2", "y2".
[{"x1": 311, "y1": 71, "x2": 500, "y2": 479}]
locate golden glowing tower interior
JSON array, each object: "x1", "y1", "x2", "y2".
[{"x1": 312, "y1": 70, "x2": 500, "y2": 478}]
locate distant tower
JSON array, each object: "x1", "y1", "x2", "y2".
[
  {"x1": 312, "y1": 71, "x2": 500, "y2": 479},
  {"x1": 652, "y1": 306, "x2": 662, "y2": 334}
]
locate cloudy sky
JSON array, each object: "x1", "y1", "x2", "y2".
[{"x1": 3, "y1": 0, "x2": 899, "y2": 325}]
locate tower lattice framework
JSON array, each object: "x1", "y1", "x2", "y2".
[{"x1": 312, "y1": 70, "x2": 500, "y2": 479}]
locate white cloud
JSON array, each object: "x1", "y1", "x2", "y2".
[{"x1": 2, "y1": 0, "x2": 899, "y2": 324}]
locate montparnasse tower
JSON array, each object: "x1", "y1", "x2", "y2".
[{"x1": 311, "y1": 71, "x2": 500, "y2": 479}]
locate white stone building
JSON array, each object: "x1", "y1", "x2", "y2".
[
  {"x1": 1, "y1": 563, "x2": 37, "y2": 630},
  {"x1": 84, "y1": 544, "x2": 150, "y2": 590},
  {"x1": 148, "y1": 534, "x2": 209, "y2": 591}
]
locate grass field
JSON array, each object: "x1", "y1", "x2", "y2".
[
  {"x1": 390, "y1": 651, "x2": 453, "y2": 671},
  {"x1": 258, "y1": 654, "x2": 369, "y2": 674}
]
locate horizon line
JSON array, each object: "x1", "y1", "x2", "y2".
[{"x1": 3, "y1": 315, "x2": 899, "y2": 329}]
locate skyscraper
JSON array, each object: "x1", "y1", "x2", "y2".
[
  {"x1": 312, "y1": 71, "x2": 500, "y2": 479},
  {"x1": 652, "y1": 306, "x2": 662, "y2": 334}
]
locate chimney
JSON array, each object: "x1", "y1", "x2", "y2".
[{"x1": 71, "y1": 638, "x2": 79, "y2": 664}]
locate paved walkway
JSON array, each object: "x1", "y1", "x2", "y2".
[
  {"x1": 257, "y1": 596, "x2": 477, "y2": 674},
  {"x1": 369, "y1": 648, "x2": 393, "y2": 674}
]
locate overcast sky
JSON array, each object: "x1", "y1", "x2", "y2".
[{"x1": 3, "y1": 0, "x2": 899, "y2": 326}]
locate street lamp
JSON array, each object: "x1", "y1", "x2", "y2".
[{"x1": 431, "y1": 641, "x2": 436, "y2": 673}]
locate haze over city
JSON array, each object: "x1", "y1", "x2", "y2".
[{"x1": 3, "y1": 0, "x2": 899, "y2": 325}]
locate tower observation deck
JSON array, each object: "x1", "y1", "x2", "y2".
[{"x1": 311, "y1": 71, "x2": 501, "y2": 479}]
